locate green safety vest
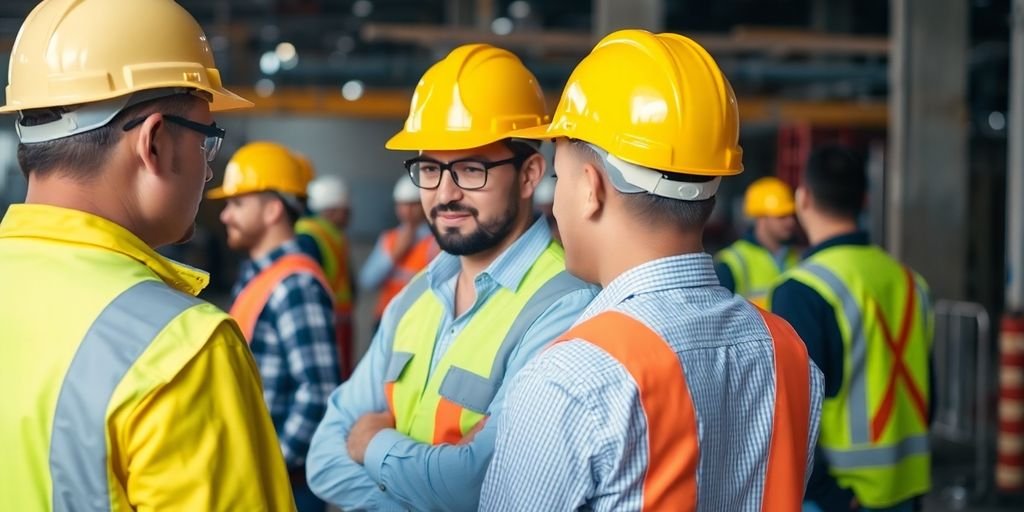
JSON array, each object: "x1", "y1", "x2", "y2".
[
  {"x1": 383, "y1": 241, "x2": 583, "y2": 445},
  {"x1": 716, "y1": 238, "x2": 799, "y2": 307},
  {"x1": 770, "y1": 244, "x2": 933, "y2": 508}
]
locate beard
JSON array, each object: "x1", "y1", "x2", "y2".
[{"x1": 428, "y1": 199, "x2": 519, "y2": 256}]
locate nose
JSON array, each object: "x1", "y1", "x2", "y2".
[{"x1": 435, "y1": 168, "x2": 464, "y2": 206}]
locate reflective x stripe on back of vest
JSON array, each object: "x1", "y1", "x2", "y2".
[
  {"x1": 553, "y1": 311, "x2": 699, "y2": 511},
  {"x1": 50, "y1": 281, "x2": 202, "y2": 511},
  {"x1": 871, "y1": 266, "x2": 928, "y2": 441},
  {"x1": 229, "y1": 253, "x2": 332, "y2": 342}
]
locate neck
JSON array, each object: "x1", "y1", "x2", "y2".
[
  {"x1": 753, "y1": 220, "x2": 781, "y2": 253},
  {"x1": 804, "y1": 213, "x2": 859, "y2": 247},
  {"x1": 250, "y1": 223, "x2": 294, "y2": 260},
  {"x1": 26, "y1": 171, "x2": 151, "y2": 244},
  {"x1": 595, "y1": 217, "x2": 704, "y2": 288}
]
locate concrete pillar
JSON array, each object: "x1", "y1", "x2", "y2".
[{"x1": 887, "y1": 0, "x2": 969, "y2": 300}]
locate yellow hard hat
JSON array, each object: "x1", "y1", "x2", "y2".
[
  {"x1": 511, "y1": 29, "x2": 742, "y2": 177},
  {"x1": 744, "y1": 177, "x2": 795, "y2": 218},
  {"x1": 385, "y1": 44, "x2": 548, "y2": 151},
  {"x1": 206, "y1": 142, "x2": 308, "y2": 200},
  {"x1": 294, "y1": 153, "x2": 317, "y2": 182},
  {"x1": 0, "y1": 0, "x2": 251, "y2": 139}
]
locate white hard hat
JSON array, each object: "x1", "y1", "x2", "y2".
[
  {"x1": 307, "y1": 175, "x2": 349, "y2": 212},
  {"x1": 393, "y1": 176, "x2": 421, "y2": 203},
  {"x1": 533, "y1": 176, "x2": 555, "y2": 206}
]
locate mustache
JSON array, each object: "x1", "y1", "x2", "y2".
[{"x1": 430, "y1": 202, "x2": 479, "y2": 219}]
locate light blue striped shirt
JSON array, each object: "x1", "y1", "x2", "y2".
[
  {"x1": 306, "y1": 217, "x2": 597, "y2": 511},
  {"x1": 481, "y1": 253, "x2": 825, "y2": 511}
]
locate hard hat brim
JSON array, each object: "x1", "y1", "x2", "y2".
[
  {"x1": 205, "y1": 187, "x2": 233, "y2": 200},
  {"x1": 506, "y1": 123, "x2": 557, "y2": 141}
]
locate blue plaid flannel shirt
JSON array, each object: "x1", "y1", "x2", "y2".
[{"x1": 232, "y1": 239, "x2": 341, "y2": 470}]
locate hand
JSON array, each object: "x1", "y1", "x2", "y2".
[
  {"x1": 347, "y1": 411, "x2": 395, "y2": 464},
  {"x1": 457, "y1": 417, "x2": 487, "y2": 445}
]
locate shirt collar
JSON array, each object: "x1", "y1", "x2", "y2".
[
  {"x1": 579, "y1": 252, "x2": 719, "y2": 322},
  {"x1": 0, "y1": 204, "x2": 210, "y2": 296},
  {"x1": 804, "y1": 230, "x2": 870, "y2": 259},
  {"x1": 427, "y1": 216, "x2": 553, "y2": 292},
  {"x1": 250, "y1": 238, "x2": 306, "y2": 273}
]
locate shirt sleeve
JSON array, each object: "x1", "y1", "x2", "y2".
[
  {"x1": 305, "y1": 295, "x2": 408, "y2": 511},
  {"x1": 120, "y1": 322, "x2": 297, "y2": 512},
  {"x1": 272, "y1": 273, "x2": 342, "y2": 469},
  {"x1": 358, "y1": 233, "x2": 397, "y2": 292},
  {"x1": 360, "y1": 288, "x2": 596, "y2": 512},
  {"x1": 481, "y1": 340, "x2": 627, "y2": 511}
]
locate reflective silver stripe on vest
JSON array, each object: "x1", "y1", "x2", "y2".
[
  {"x1": 801, "y1": 262, "x2": 871, "y2": 445},
  {"x1": 438, "y1": 271, "x2": 589, "y2": 413},
  {"x1": 50, "y1": 280, "x2": 203, "y2": 511},
  {"x1": 823, "y1": 434, "x2": 930, "y2": 470}
]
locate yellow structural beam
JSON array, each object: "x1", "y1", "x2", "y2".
[{"x1": 226, "y1": 86, "x2": 888, "y2": 128}]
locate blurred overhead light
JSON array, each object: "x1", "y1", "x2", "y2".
[
  {"x1": 491, "y1": 17, "x2": 514, "y2": 36},
  {"x1": 276, "y1": 42, "x2": 297, "y2": 62},
  {"x1": 509, "y1": 1, "x2": 531, "y2": 19},
  {"x1": 353, "y1": 0, "x2": 373, "y2": 18},
  {"x1": 989, "y1": 111, "x2": 1006, "y2": 131},
  {"x1": 260, "y1": 52, "x2": 281, "y2": 75},
  {"x1": 341, "y1": 80, "x2": 365, "y2": 101},
  {"x1": 255, "y1": 79, "x2": 276, "y2": 98}
]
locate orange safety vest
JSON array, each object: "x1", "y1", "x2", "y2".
[
  {"x1": 374, "y1": 229, "x2": 438, "y2": 319},
  {"x1": 551, "y1": 309, "x2": 812, "y2": 511},
  {"x1": 230, "y1": 253, "x2": 333, "y2": 343}
]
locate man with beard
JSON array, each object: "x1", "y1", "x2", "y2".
[
  {"x1": 715, "y1": 176, "x2": 801, "y2": 307},
  {"x1": 0, "y1": 1, "x2": 294, "y2": 510},
  {"x1": 306, "y1": 44, "x2": 596, "y2": 511},
  {"x1": 208, "y1": 141, "x2": 341, "y2": 512}
]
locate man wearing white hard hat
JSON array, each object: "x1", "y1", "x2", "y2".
[
  {"x1": 297, "y1": 170, "x2": 356, "y2": 377},
  {"x1": 358, "y1": 176, "x2": 438, "y2": 325}
]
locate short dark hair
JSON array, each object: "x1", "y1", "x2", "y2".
[
  {"x1": 803, "y1": 145, "x2": 867, "y2": 220},
  {"x1": 567, "y1": 139, "x2": 716, "y2": 231},
  {"x1": 263, "y1": 191, "x2": 307, "y2": 226},
  {"x1": 16, "y1": 93, "x2": 201, "y2": 181}
]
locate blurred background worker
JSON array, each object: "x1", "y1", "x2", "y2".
[
  {"x1": 769, "y1": 146, "x2": 933, "y2": 512},
  {"x1": 357, "y1": 175, "x2": 438, "y2": 326},
  {"x1": 306, "y1": 43, "x2": 595, "y2": 511},
  {"x1": 533, "y1": 174, "x2": 560, "y2": 243},
  {"x1": 208, "y1": 141, "x2": 341, "y2": 512},
  {"x1": 0, "y1": 0, "x2": 294, "y2": 510},
  {"x1": 715, "y1": 176, "x2": 800, "y2": 307},
  {"x1": 297, "y1": 170, "x2": 356, "y2": 378}
]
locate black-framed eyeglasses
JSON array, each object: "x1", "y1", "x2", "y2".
[
  {"x1": 122, "y1": 114, "x2": 226, "y2": 163},
  {"x1": 404, "y1": 156, "x2": 522, "y2": 191}
]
